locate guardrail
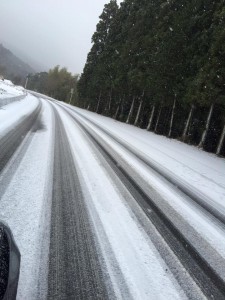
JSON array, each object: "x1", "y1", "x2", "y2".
[{"x1": 0, "y1": 94, "x2": 26, "y2": 108}]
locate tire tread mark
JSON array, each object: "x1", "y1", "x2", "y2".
[
  {"x1": 61, "y1": 106, "x2": 225, "y2": 300},
  {"x1": 0, "y1": 103, "x2": 41, "y2": 173},
  {"x1": 47, "y1": 107, "x2": 109, "y2": 300},
  {"x1": 68, "y1": 107, "x2": 225, "y2": 226}
]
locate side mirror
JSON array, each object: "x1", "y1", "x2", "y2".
[{"x1": 0, "y1": 222, "x2": 20, "y2": 300}]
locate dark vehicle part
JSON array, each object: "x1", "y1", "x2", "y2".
[{"x1": 0, "y1": 222, "x2": 20, "y2": 300}]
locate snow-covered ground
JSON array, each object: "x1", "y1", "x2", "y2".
[
  {"x1": 0, "y1": 94, "x2": 39, "y2": 138},
  {"x1": 0, "y1": 79, "x2": 25, "y2": 99},
  {"x1": 60, "y1": 103, "x2": 225, "y2": 280},
  {"x1": 0, "y1": 99, "x2": 54, "y2": 300},
  {"x1": 68, "y1": 106, "x2": 225, "y2": 207},
  {"x1": 0, "y1": 85, "x2": 225, "y2": 299},
  {"x1": 54, "y1": 103, "x2": 189, "y2": 299},
  {"x1": 56, "y1": 101, "x2": 225, "y2": 297}
]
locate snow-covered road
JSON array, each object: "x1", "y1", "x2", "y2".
[{"x1": 0, "y1": 89, "x2": 225, "y2": 299}]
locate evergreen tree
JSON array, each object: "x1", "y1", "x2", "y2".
[
  {"x1": 78, "y1": 0, "x2": 225, "y2": 156},
  {"x1": 78, "y1": 0, "x2": 119, "y2": 113}
]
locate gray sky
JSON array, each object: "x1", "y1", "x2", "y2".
[{"x1": 0, "y1": 0, "x2": 109, "y2": 74}]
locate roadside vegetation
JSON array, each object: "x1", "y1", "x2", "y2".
[
  {"x1": 27, "y1": 66, "x2": 79, "y2": 104},
  {"x1": 78, "y1": 0, "x2": 225, "y2": 156}
]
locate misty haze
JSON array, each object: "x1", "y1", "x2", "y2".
[{"x1": 0, "y1": 0, "x2": 107, "y2": 73}]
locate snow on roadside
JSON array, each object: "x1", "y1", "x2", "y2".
[
  {"x1": 54, "y1": 103, "x2": 187, "y2": 300},
  {"x1": 72, "y1": 112, "x2": 225, "y2": 253},
  {"x1": 0, "y1": 79, "x2": 24, "y2": 99},
  {"x1": 67, "y1": 105, "x2": 225, "y2": 207},
  {"x1": 0, "y1": 99, "x2": 54, "y2": 300},
  {"x1": 0, "y1": 93, "x2": 39, "y2": 138}
]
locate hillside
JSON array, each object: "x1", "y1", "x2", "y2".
[{"x1": 0, "y1": 44, "x2": 35, "y2": 84}]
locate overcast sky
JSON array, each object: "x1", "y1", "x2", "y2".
[{"x1": 0, "y1": 0, "x2": 109, "y2": 74}]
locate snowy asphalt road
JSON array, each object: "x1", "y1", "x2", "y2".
[
  {"x1": 47, "y1": 107, "x2": 109, "y2": 299},
  {"x1": 0, "y1": 93, "x2": 225, "y2": 299}
]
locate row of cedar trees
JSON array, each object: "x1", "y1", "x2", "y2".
[{"x1": 77, "y1": 0, "x2": 225, "y2": 156}]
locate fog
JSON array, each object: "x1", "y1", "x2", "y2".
[{"x1": 0, "y1": 0, "x2": 108, "y2": 74}]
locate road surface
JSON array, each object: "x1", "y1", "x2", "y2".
[{"x1": 0, "y1": 93, "x2": 225, "y2": 299}]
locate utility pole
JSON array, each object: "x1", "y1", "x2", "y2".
[
  {"x1": 25, "y1": 75, "x2": 29, "y2": 89},
  {"x1": 69, "y1": 88, "x2": 74, "y2": 104}
]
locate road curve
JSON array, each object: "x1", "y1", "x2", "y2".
[
  {"x1": 53, "y1": 101, "x2": 225, "y2": 299},
  {"x1": 1, "y1": 94, "x2": 225, "y2": 300}
]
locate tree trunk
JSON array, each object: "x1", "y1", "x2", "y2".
[
  {"x1": 119, "y1": 99, "x2": 124, "y2": 120},
  {"x1": 216, "y1": 122, "x2": 225, "y2": 155},
  {"x1": 168, "y1": 97, "x2": 176, "y2": 137},
  {"x1": 147, "y1": 105, "x2": 155, "y2": 131},
  {"x1": 113, "y1": 97, "x2": 122, "y2": 119},
  {"x1": 86, "y1": 103, "x2": 90, "y2": 110},
  {"x1": 134, "y1": 100, "x2": 143, "y2": 126},
  {"x1": 182, "y1": 104, "x2": 195, "y2": 141},
  {"x1": 108, "y1": 88, "x2": 112, "y2": 114},
  {"x1": 198, "y1": 103, "x2": 214, "y2": 148},
  {"x1": 96, "y1": 91, "x2": 102, "y2": 113},
  {"x1": 114, "y1": 104, "x2": 120, "y2": 120},
  {"x1": 104, "y1": 88, "x2": 113, "y2": 115},
  {"x1": 154, "y1": 105, "x2": 162, "y2": 133},
  {"x1": 134, "y1": 90, "x2": 145, "y2": 126},
  {"x1": 126, "y1": 97, "x2": 135, "y2": 124}
]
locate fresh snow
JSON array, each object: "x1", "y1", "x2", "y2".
[
  {"x1": 0, "y1": 79, "x2": 25, "y2": 99},
  {"x1": 68, "y1": 106, "x2": 225, "y2": 208},
  {"x1": 60, "y1": 104, "x2": 225, "y2": 279},
  {"x1": 0, "y1": 93, "x2": 39, "y2": 138},
  {"x1": 0, "y1": 99, "x2": 54, "y2": 300},
  {"x1": 54, "y1": 103, "x2": 188, "y2": 300},
  {"x1": 0, "y1": 85, "x2": 225, "y2": 299}
]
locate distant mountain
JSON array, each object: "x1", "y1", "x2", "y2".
[
  {"x1": 0, "y1": 44, "x2": 35, "y2": 84},
  {"x1": 7, "y1": 44, "x2": 47, "y2": 72}
]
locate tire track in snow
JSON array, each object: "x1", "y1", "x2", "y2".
[
  {"x1": 0, "y1": 99, "x2": 55, "y2": 299},
  {"x1": 0, "y1": 101, "x2": 41, "y2": 173},
  {"x1": 0, "y1": 101, "x2": 42, "y2": 200},
  {"x1": 47, "y1": 106, "x2": 110, "y2": 300},
  {"x1": 58, "y1": 103, "x2": 225, "y2": 300},
  {"x1": 64, "y1": 105, "x2": 225, "y2": 226}
]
